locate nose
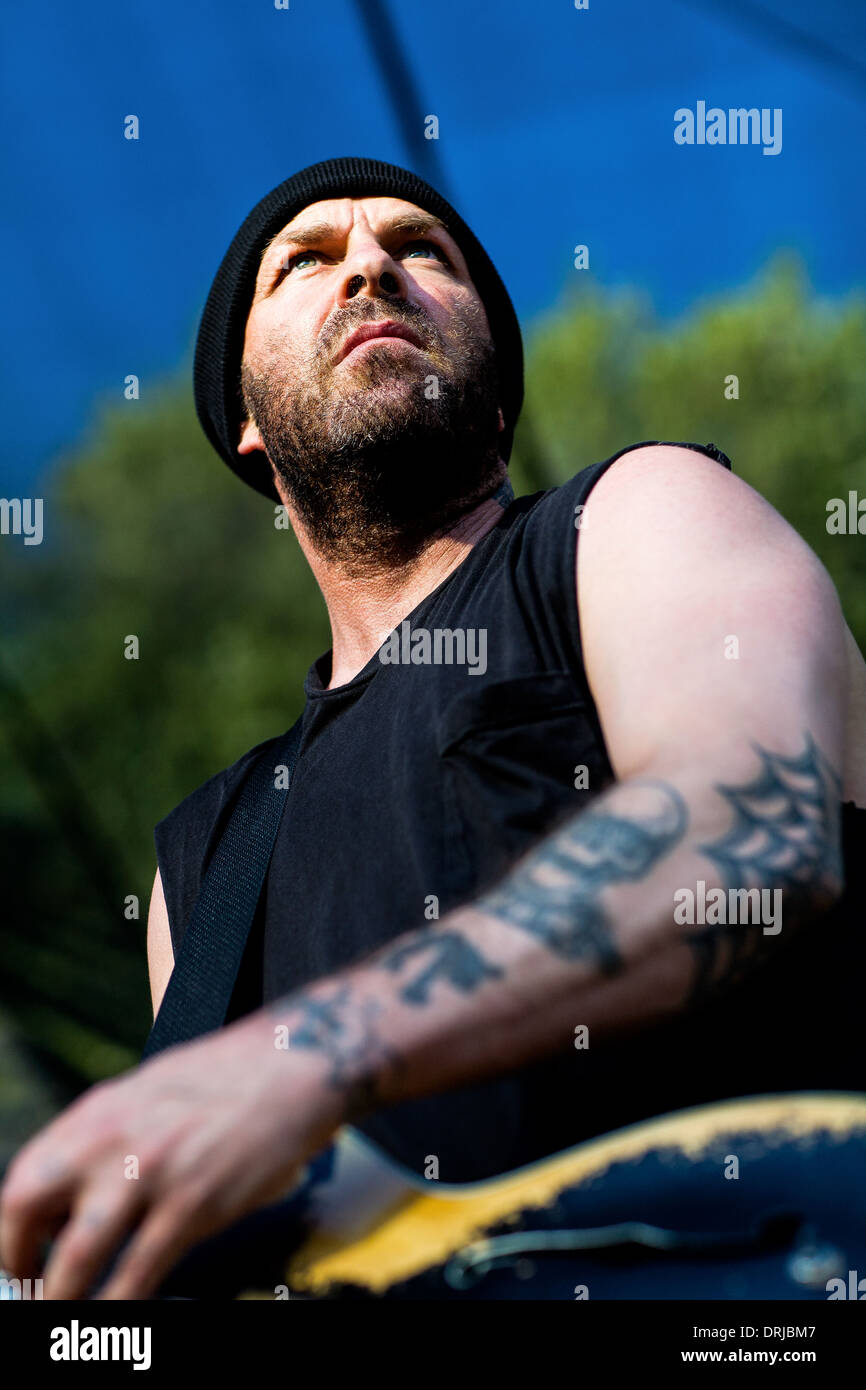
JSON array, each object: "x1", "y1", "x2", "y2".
[{"x1": 336, "y1": 240, "x2": 407, "y2": 308}]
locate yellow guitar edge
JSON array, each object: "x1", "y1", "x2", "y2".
[{"x1": 240, "y1": 1092, "x2": 866, "y2": 1299}]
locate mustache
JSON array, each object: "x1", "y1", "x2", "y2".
[{"x1": 316, "y1": 300, "x2": 440, "y2": 362}]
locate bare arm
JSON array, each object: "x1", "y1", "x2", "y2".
[
  {"x1": 254, "y1": 445, "x2": 848, "y2": 1117},
  {"x1": 1, "y1": 447, "x2": 849, "y2": 1301}
]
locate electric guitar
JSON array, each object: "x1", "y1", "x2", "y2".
[{"x1": 143, "y1": 1091, "x2": 866, "y2": 1300}]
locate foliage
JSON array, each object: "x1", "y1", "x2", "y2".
[{"x1": 1, "y1": 254, "x2": 863, "y2": 1122}]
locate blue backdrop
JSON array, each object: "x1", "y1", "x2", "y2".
[{"x1": 2, "y1": 0, "x2": 863, "y2": 493}]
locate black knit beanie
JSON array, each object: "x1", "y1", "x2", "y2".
[{"x1": 192, "y1": 156, "x2": 524, "y2": 501}]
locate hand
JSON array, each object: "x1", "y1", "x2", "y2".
[{"x1": 0, "y1": 1012, "x2": 344, "y2": 1300}]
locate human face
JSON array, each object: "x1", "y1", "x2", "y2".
[{"x1": 238, "y1": 196, "x2": 506, "y2": 567}]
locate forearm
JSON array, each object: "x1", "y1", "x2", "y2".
[{"x1": 253, "y1": 733, "x2": 844, "y2": 1123}]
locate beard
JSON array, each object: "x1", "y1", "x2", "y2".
[{"x1": 240, "y1": 298, "x2": 506, "y2": 571}]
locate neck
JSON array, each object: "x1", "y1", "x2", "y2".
[{"x1": 285, "y1": 484, "x2": 513, "y2": 688}]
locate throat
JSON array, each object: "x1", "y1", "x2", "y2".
[{"x1": 321, "y1": 493, "x2": 509, "y2": 689}]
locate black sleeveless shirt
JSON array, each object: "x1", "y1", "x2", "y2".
[{"x1": 155, "y1": 442, "x2": 866, "y2": 1181}]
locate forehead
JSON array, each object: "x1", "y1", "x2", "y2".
[{"x1": 258, "y1": 195, "x2": 465, "y2": 268}]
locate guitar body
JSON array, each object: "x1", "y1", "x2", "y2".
[{"x1": 153, "y1": 1093, "x2": 866, "y2": 1301}]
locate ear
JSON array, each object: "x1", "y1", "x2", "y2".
[
  {"x1": 496, "y1": 407, "x2": 505, "y2": 433},
  {"x1": 237, "y1": 414, "x2": 265, "y2": 456}
]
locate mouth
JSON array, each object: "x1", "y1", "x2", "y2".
[{"x1": 335, "y1": 320, "x2": 426, "y2": 364}]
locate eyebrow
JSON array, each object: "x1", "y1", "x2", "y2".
[{"x1": 257, "y1": 212, "x2": 451, "y2": 277}]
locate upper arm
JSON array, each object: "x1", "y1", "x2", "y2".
[
  {"x1": 576, "y1": 445, "x2": 848, "y2": 784},
  {"x1": 146, "y1": 866, "x2": 174, "y2": 1020}
]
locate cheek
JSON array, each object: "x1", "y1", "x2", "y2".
[
  {"x1": 438, "y1": 293, "x2": 492, "y2": 351},
  {"x1": 412, "y1": 285, "x2": 478, "y2": 345},
  {"x1": 252, "y1": 309, "x2": 309, "y2": 371}
]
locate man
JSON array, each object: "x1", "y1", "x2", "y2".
[{"x1": 1, "y1": 157, "x2": 864, "y2": 1301}]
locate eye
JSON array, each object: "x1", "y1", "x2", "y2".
[
  {"x1": 288, "y1": 251, "x2": 321, "y2": 270},
  {"x1": 272, "y1": 250, "x2": 322, "y2": 283},
  {"x1": 269, "y1": 238, "x2": 448, "y2": 287},
  {"x1": 401, "y1": 239, "x2": 448, "y2": 263}
]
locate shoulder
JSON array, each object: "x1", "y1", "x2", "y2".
[
  {"x1": 583, "y1": 440, "x2": 740, "y2": 514},
  {"x1": 506, "y1": 440, "x2": 737, "y2": 600},
  {"x1": 520, "y1": 440, "x2": 734, "y2": 534},
  {"x1": 481, "y1": 442, "x2": 736, "y2": 684},
  {"x1": 576, "y1": 443, "x2": 845, "y2": 719},
  {"x1": 578, "y1": 441, "x2": 823, "y2": 578}
]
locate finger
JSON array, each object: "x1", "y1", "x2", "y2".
[
  {"x1": 41, "y1": 1186, "x2": 147, "y2": 1302},
  {"x1": 95, "y1": 1193, "x2": 214, "y2": 1301},
  {"x1": 0, "y1": 1158, "x2": 75, "y2": 1280}
]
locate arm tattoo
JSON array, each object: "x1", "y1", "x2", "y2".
[
  {"x1": 476, "y1": 780, "x2": 688, "y2": 973},
  {"x1": 268, "y1": 984, "x2": 398, "y2": 1122},
  {"x1": 268, "y1": 937, "x2": 502, "y2": 1118},
  {"x1": 265, "y1": 738, "x2": 840, "y2": 1115},
  {"x1": 687, "y1": 733, "x2": 843, "y2": 1002},
  {"x1": 377, "y1": 932, "x2": 504, "y2": 1004}
]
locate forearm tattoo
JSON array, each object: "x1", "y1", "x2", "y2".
[
  {"x1": 266, "y1": 736, "x2": 842, "y2": 1115},
  {"x1": 686, "y1": 733, "x2": 843, "y2": 1002},
  {"x1": 477, "y1": 780, "x2": 689, "y2": 973},
  {"x1": 377, "y1": 931, "x2": 504, "y2": 1004},
  {"x1": 268, "y1": 984, "x2": 398, "y2": 1122}
]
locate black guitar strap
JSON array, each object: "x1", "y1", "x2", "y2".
[{"x1": 141, "y1": 717, "x2": 304, "y2": 1061}]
